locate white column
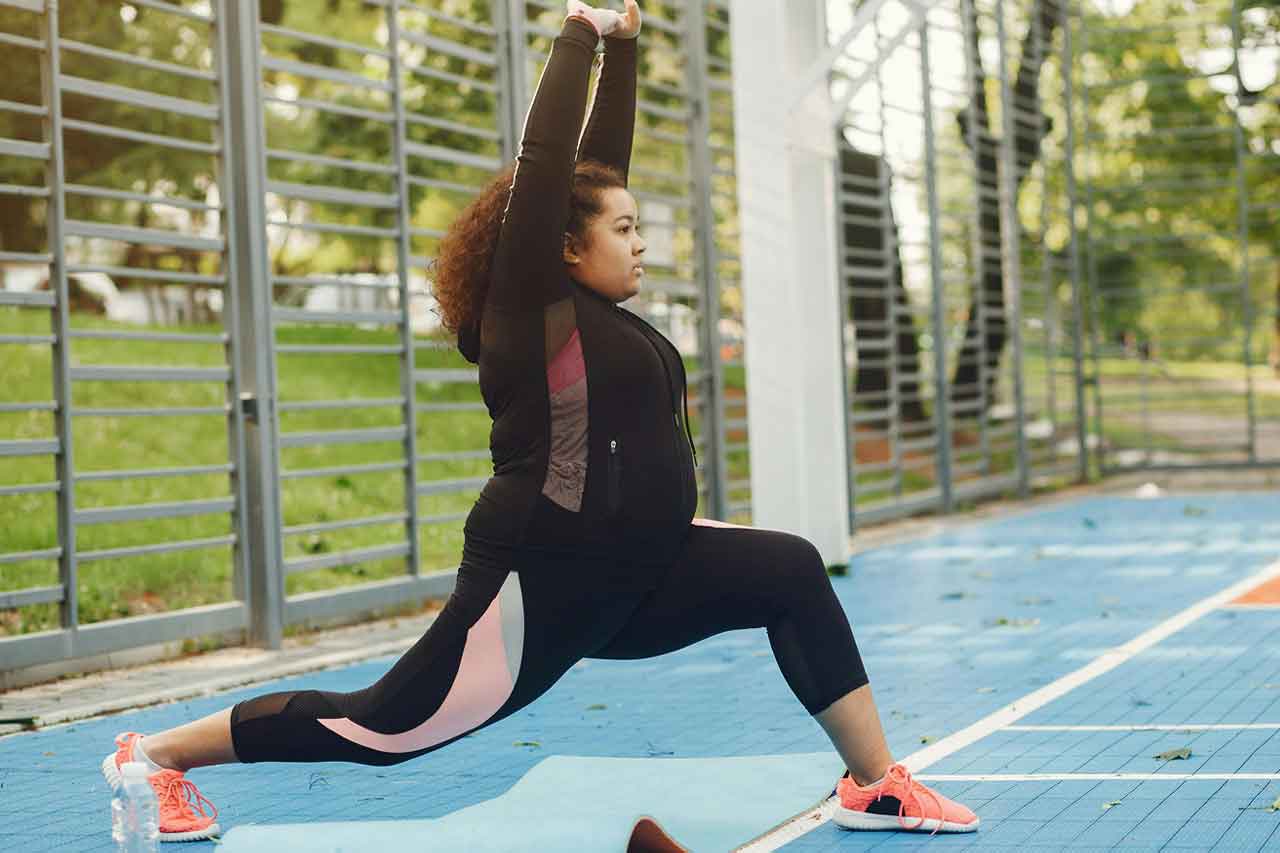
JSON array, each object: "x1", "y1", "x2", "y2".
[{"x1": 730, "y1": 0, "x2": 851, "y2": 566}]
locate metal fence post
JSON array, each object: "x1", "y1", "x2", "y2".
[
  {"x1": 41, "y1": 0, "x2": 77, "y2": 637},
  {"x1": 1231, "y1": 0, "x2": 1258, "y2": 463},
  {"x1": 501, "y1": 0, "x2": 530, "y2": 151},
  {"x1": 685, "y1": 0, "x2": 728, "y2": 520},
  {"x1": 386, "y1": 0, "x2": 423, "y2": 575},
  {"x1": 211, "y1": 0, "x2": 253, "y2": 610},
  {"x1": 919, "y1": 16, "x2": 954, "y2": 514},
  {"x1": 1060, "y1": 0, "x2": 1090, "y2": 482},
  {"x1": 994, "y1": 0, "x2": 1030, "y2": 498},
  {"x1": 222, "y1": 0, "x2": 285, "y2": 649}
]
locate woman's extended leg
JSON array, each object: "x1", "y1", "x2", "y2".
[
  {"x1": 588, "y1": 518, "x2": 979, "y2": 834},
  {"x1": 102, "y1": 546, "x2": 653, "y2": 840},
  {"x1": 588, "y1": 519, "x2": 885, "y2": 779}
]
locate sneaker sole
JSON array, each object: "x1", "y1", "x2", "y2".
[
  {"x1": 101, "y1": 752, "x2": 221, "y2": 843},
  {"x1": 832, "y1": 805, "x2": 980, "y2": 833}
]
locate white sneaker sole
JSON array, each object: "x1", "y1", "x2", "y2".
[
  {"x1": 101, "y1": 752, "x2": 221, "y2": 842},
  {"x1": 832, "y1": 804, "x2": 980, "y2": 833}
]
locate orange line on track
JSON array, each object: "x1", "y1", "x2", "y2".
[{"x1": 1231, "y1": 575, "x2": 1280, "y2": 605}]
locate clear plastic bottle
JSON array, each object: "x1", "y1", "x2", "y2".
[{"x1": 110, "y1": 761, "x2": 160, "y2": 852}]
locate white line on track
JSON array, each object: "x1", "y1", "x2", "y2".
[
  {"x1": 736, "y1": 557, "x2": 1280, "y2": 852},
  {"x1": 918, "y1": 773, "x2": 1280, "y2": 782},
  {"x1": 1006, "y1": 724, "x2": 1280, "y2": 732}
]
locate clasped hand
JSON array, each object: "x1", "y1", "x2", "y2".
[{"x1": 566, "y1": 0, "x2": 642, "y2": 39}]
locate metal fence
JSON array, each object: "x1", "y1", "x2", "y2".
[
  {"x1": 829, "y1": 0, "x2": 1276, "y2": 530},
  {"x1": 0, "y1": 0, "x2": 745, "y2": 671},
  {"x1": 1073, "y1": 0, "x2": 1280, "y2": 473}
]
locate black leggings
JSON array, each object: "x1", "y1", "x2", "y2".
[{"x1": 229, "y1": 519, "x2": 869, "y2": 765}]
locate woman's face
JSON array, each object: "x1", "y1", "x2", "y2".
[{"x1": 563, "y1": 187, "x2": 646, "y2": 303}]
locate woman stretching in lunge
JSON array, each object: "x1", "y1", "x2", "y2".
[{"x1": 102, "y1": 1, "x2": 979, "y2": 841}]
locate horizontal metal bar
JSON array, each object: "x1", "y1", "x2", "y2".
[
  {"x1": 418, "y1": 509, "x2": 470, "y2": 525},
  {"x1": 61, "y1": 117, "x2": 219, "y2": 154},
  {"x1": 404, "y1": 173, "x2": 483, "y2": 195},
  {"x1": 261, "y1": 55, "x2": 392, "y2": 92},
  {"x1": 266, "y1": 146, "x2": 397, "y2": 175},
  {"x1": 402, "y1": 140, "x2": 501, "y2": 171},
  {"x1": 417, "y1": 449, "x2": 489, "y2": 463},
  {"x1": 272, "y1": 274, "x2": 398, "y2": 290},
  {"x1": 275, "y1": 343, "x2": 403, "y2": 355},
  {"x1": 0, "y1": 601, "x2": 247, "y2": 673},
  {"x1": 284, "y1": 542, "x2": 411, "y2": 575},
  {"x1": 260, "y1": 22, "x2": 389, "y2": 58},
  {"x1": 71, "y1": 405, "x2": 229, "y2": 418},
  {"x1": 401, "y1": 57, "x2": 498, "y2": 93},
  {"x1": 65, "y1": 183, "x2": 219, "y2": 213},
  {"x1": 262, "y1": 93, "x2": 393, "y2": 123},
  {"x1": 60, "y1": 74, "x2": 219, "y2": 120},
  {"x1": 66, "y1": 263, "x2": 226, "y2": 286},
  {"x1": 283, "y1": 512, "x2": 408, "y2": 537},
  {"x1": 0, "y1": 98, "x2": 45, "y2": 117},
  {"x1": 60, "y1": 39, "x2": 218, "y2": 82},
  {"x1": 281, "y1": 460, "x2": 407, "y2": 480},
  {"x1": 265, "y1": 218, "x2": 398, "y2": 239},
  {"x1": 415, "y1": 401, "x2": 486, "y2": 413},
  {"x1": 70, "y1": 365, "x2": 230, "y2": 383},
  {"x1": 64, "y1": 219, "x2": 224, "y2": 253},
  {"x1": 402, "y1": 110, "x2": 502, "y2": 142},
  {"x1": 266, "y1": 179, "x2": 397, "y2": 209},
  {"x1": 413, "y1": 368, "x2": 479, "y2": 384},
  {"x1": 283, "y1": 571, "x2": 455, "y2": 627},
  {"x1": 128, "y1": 0, "x2": 213, "y2": 22},
  {"x1": 78, "y1": 534, "x2": 237, "y2": 565},
  {"x1": 0, "y1": 547, "x2": 61, "y2": 567},
  {"x1": 0, "y1": 439, "x2": 59, "y2": 457},
  {"x1": 0, "y1": 481, "x2": 59, "y2": 497},
  {"x1": 416, "y1": 475, "x2": 488, "y2": 496},
  {"x1": 278, "y1": 396, "x2": 404, "y2": 412},
  {"x1": 399, "y1": 29, "x2": 497, "y2": 66},
  {"x1": 75, "y1": 497, "x2": 236, "y2": 526},
  {"x1": 279, "y1": 426, "x2": 406, "y2": 448},
  {"x1": 0, "y1": 137, "x2": 49, "y2": 160},
  {"x1": 0, "y1": 402, "x2": 56, "y2": 414},
  {"x1": 76, "y1": 464, "x2": 234, "y2": 483},
  {"x1": 0, "y1": 333, "x2": 55, "y2": 345},
  {"x1": 397, "y1": 0, "x2": 497, "y2": 36},
  {"x1": 69, "y1": 329, "x2": 228, "y2": 344},
  {"x1": 0, "y1": 33, "x2": 42, "y2": 54},
  {"x1": 0, "y1": 585, "x2": 62, "y2": 610},
  {"x1": 273, "y1": 307, "x2": 401, "y2": 325},
  {"x1": 0, "y1": 183, "x2": 50, "y2": 198}
]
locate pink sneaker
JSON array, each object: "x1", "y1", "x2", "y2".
[
  {"x1": 833, "y1": 763, "x2": 979, "y2": 834},
  {"x1": 101, "y1": 731, "x2": 221, "y2": 842}
]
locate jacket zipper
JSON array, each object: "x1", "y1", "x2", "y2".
[{"x1": 607, "y1": 438, "x2": 622, "y2": 515}]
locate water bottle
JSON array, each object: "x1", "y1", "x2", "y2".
[{"x1": 110, "y1": 761, "x2": 160, "y2": 852}]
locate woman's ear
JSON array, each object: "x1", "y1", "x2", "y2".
[{"x1": 562, "y1": 232, "x2": 580, "y2": 265}]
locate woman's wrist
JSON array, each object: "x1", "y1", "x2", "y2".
[{"x1": 564, "y1": 12, "x2": 602, "y2": 39}]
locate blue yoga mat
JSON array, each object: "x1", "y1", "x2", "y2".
[{"x1": 218, "y1": 751, "x2": 844, "y2": 852}]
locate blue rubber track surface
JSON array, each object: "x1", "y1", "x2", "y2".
[{"x1": 1, "y1": 493, "x2": 1278, "y2": 851}]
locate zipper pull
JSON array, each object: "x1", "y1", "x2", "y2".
[{"x1": 610, "y1": 439, "x2": 618, "y2": 455}]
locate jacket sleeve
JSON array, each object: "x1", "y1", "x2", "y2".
[
  {"x1": 576, "y1": 35, "x2": 637, "y2": 183},
  {"x1": 485, "y1": 16, "x2": 599, "y2": 314}
]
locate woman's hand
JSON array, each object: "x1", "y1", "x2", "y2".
[{"x1": 566, "y1": 0, "x2": 641, "y2": 40}]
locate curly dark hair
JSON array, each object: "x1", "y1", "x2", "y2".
[{"x1": 431, "y1": 159, "x2": 626, "y2": 359}]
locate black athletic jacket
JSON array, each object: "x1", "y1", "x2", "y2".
[{"x1": 461, "y1": 18, "x2": 698, "y2": 568}]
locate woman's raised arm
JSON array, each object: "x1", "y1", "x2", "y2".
[
  {"x1": 486, "y1": 15, "x2": 600, "y2": 314},
  {"x1": 577, "y1": 7, "x2": 639, "y2": 181}
]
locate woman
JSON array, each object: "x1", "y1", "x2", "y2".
[{"x1": 101, "y1": 1, "x2": 979, "y2": 840}]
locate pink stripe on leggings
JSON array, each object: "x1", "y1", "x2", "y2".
[{"x1": 317, "y1": 592, "x2": 514, "y2": 754}]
